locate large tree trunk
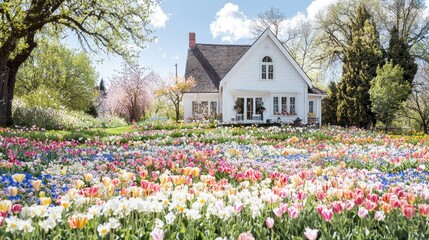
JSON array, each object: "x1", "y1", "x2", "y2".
[
  {"x1": 0, "y1": 67, "x2": 12, "y2": 126},
  {"x1": 0, "y1": 66, "x2": 20, "y2": 126},
  {"x1": 175, "y1": 104, "x2": 180, "y2": 123},
  {"x1": 0, "y1": 34, "x2": 36, "y2": 127}
]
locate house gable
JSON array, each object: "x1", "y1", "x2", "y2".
[{"x1": 220, "y1": 29, "x2": 313, "y2": 89}]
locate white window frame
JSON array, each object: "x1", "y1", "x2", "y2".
[
  {"x1": 192, "y1": 100, "x2": 217, "y2": 117},
  {"x1": 261, "y1": 56, "x2": 274, "y2": 80},
  {"x1": 272, "y1": 95, "x2": 297, "y2": 116},
  {"x1": 309, "y1": 101, "x2": 314, "y2": 114}
]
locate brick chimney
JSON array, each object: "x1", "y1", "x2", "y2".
[{"x1": 189, "y1": 32, "x2": 196, "y2": 49}]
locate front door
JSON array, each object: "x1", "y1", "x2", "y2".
[{"x1": 235, "y1": 97, "x2": 263, "y2": 122}]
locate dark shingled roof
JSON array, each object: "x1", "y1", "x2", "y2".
[
  {"x1": 308, "y1": 86, "x2": 327, "y2": 95},
  {"x1": 185, "y1": 44, "x2": 250, "y2": 93}
]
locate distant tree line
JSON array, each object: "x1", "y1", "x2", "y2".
[{"x1": 252, "y1": 0, "x2": 429, "y2": 133}]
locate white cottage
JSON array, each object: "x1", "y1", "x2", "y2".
[{"x1": 183, "y1": 29, "x2": 325, "y2": 126}]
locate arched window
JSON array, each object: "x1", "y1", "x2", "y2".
[{"x1": 261, "y1": 56, "x2": 273, "y2": 79}]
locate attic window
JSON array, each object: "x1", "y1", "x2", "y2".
[{"x1": 261, "y1": 56, "x2": 273, "y2": 80}]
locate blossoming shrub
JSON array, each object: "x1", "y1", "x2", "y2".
[
  {"x1": 12, "y1": 99, "x2": 127, "y2": 130},
  {"x1": 0, "y1": 126, "x2": 429, "y2": 239}
]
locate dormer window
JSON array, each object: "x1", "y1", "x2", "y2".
[{"x1": 261, "y1": 56, "x2": 273, "y2": 80}]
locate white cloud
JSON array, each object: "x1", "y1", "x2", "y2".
[
  {"x1": 209, "y1": 1, "x2": 341, "y2": 43},
  {"x1": 150, "y1": 4, "x2": 169, "y2": 28},
  {"x1": 210, "y1": 3, "x2": 252, "y2": 42},
  {"x1": 162, "y1": 53, "x2": 166, "y2": 58},
  {"x1": 306, "y1": 0, "x2": 340, "y2": 20}
]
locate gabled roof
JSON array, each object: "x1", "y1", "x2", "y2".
[
  {"x1": 308, "y1": 86, "x2": 327, "y2": 95},
  {"x1": 184, "y1": 29, "x2": 318, "y2": 93},
  {"x1": 185, "y1": 44, "x2": 250, "y2": 93},
  {"x1": 220, "y1": 29, "x2": 313, "y2": 89}
]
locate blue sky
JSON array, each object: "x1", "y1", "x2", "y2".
[{"x1": 94, "y1": 0, "x2": 341, "y2": 84}]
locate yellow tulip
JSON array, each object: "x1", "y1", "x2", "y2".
[
  {"x1": 75, "y1": 180, "x2": 85, "y2": 189},
  {"x1": 0, "y1": 200, "x2": 12, "y2": 212},
  {"x1": 8, "y1": 186, "x2": 18, "y2": 196},
  {"x1": 102, "y1": 177, "x2": 111, "y2": 187},
  {"x1": 40, "y1": 197, "x2": 52, "y2": 206},
  {"x1": 12, "y1": 173, "x2": 25, "y2": 183},
  {"x1": 84, "y1": 173, "x2": 93, "y2": 182},
  {"x1": 31, "y1": 180, "x2": 42, "y2": 190}
]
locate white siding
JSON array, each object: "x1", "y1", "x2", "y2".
[
  {"x1": 183, "y1": 93, "x2": 219, "y2": 122},
  {"x1": 222, "y1": 36, "x2": 308, "y2": 123}
]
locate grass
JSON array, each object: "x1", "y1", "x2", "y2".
[{"x1": 1, "y1": 125, "x2": 138, "y2": 142}]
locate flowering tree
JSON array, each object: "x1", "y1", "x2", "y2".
[
  {"x1": 156, "y1": 76, "x2": 195, "y2": 122},
  {"x1": 105, "y1": 63, "x2": 156, "y2": 123}
]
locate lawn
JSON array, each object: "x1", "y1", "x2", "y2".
[{"x1": 0, "y1": 125, "x2": 428, "y2": 239}]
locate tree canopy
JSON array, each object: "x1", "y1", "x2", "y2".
[
  {"x1": 369, "y1": 61, "x2": 411, "y2": 128},
  {"x1": 336, "y1": 4, "x2": 384, "y2": 128},
  {"x1": 15, "y1": 39, "x2": 98, "y2": 111},
  {"x1": 0, "y1": 0, "x2": 158, "y2": 125},
  {"x1": 156, "y1": 76, "x2": 196, "y2": 122}
]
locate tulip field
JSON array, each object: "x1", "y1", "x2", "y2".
[{"x1": 1, "y1": 124, "x2": 429, "y2": 239}]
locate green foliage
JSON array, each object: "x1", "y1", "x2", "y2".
[
  {"x1": 322, "y1": 81, "x2": 339, "y2": 125},
  {"x1": 156, "y1": 76, "x2": 196, "y2": 123},
  {"x1": 15, "y1": 40, "x2": 98, "y2": 112},
  {"x1": 387, "y1": 26, "x2": 417, "y2": 97},
  {"x1": 0, "y1": 0, "x2": 156, "y2": 126},
  {"x1": 369, "y1": 62, "x2": 411, "y2": 128},
  {"x1": 337, "y1": 4, "x2": 384, "y2": 128},
  {"x1": 12, "y1": 98, "x2": 127, "y2": 130}
]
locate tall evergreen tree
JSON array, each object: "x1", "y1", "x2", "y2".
[
  {"x1": 99, "y1": 78, "x2": 107, "y2": 94},
  {"x1": 337, "y1": 4, "x2": 384, "y2": 129},
  {"x1": 322, "y1": 81, "x2": 339, "y2": 125},
  {"x1": 387, "y1": 26, "x2": 417, "y2": 98}
]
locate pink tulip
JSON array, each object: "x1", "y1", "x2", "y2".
[
  {"x1": 317, "y1": 205, "x2": 325, "y2": 215},
  {"x1": 304, "y1": 227, "x2": 318, "y2": 240},
  {"x1": 316, "y1": 191, "x2": 325, "y2": 201},
  {"x1": 358, "y1": 207, "x2": 368, "y2": 218},
  {"x1": 367, "y1": 193, "x2": 379, "y2": 203},
  {"x1": 321, "y1": 208, "x2": 333, "y2": 222},
  {"x1": 273, "y1": 207, "x2": 283, "y2": 217},
  {"x1": 364, "y1": 201, "x2": 377, "y2": 211},
  {"x1": 354, "y1": 194, "x2": 364, "y2": 205},
  {"x1": 297, "y1": 190, "x2": 306, "y2": 201},
  {"x1": 150, "y1": 228, "x2": 164, "y2": 240},
  {"x1": 233, "y1": 201, "x2": 243, "y2": 213},
  {"x1": 418, "y1": 204, "x2": 429, "y2": 217},
  {"x1": 402, "y1": 204, "x2": 415, "y2": 219},
  {"x1": 265, "y1": 217, "x2": 274, "y2": 228},
  {"x1": 374, "y1": 211, "x2": 385, "y2": 221},
  {"x1": 237, "y1": 231, "x2": 255, "y2": 240},
  {"x1": 288, "y1": 206, "x2": 299, "y2": 219},
  {"x1": 345, "y1": 200, "x2": 355, "y2": 211},
  {"x1": 331, "y1": 201, "x2": 343, "y2": 214},
  {"x1": 279, "y1": 203, "x2": 288, "y2": 214}
]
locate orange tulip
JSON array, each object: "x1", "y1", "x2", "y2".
[{"x1": 68, "y1": 214, "x2": 89, "y2": 229}]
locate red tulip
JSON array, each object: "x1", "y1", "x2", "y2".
[{"x1": 11, "y1": 204, "x2": 22, "y2": 214}]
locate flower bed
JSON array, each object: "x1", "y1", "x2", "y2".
[{"x1": 0, "y1": 126, "x2": 429, "y2": 239}]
